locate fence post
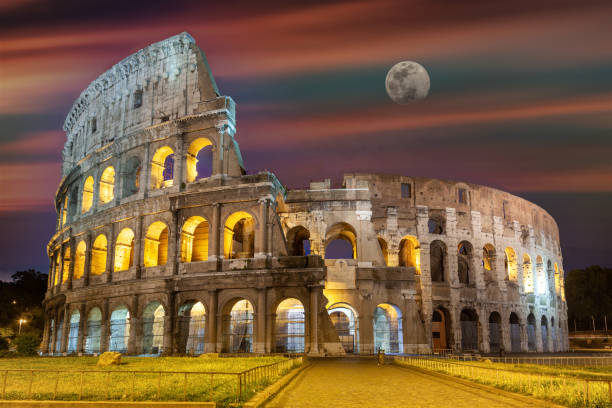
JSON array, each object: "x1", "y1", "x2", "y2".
[{"x1": 2, "y1": 370, "x2": 6, "y2": 399}]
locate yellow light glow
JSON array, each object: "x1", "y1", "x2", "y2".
[
  {"x1": 99, "y1": 166, "x2": 115, "y2": 204},
  {"x1": 62, "y1": 247, "x2": 71, "y2": 283},
  {"x1": 144, "y1": 221, "x2": 169, "y2": 267},
  {"x1": 505, "y1": 247, "x2": 518, "y2": 281},
  {"x1": 91, "y1": 234, "x2": 107, "y2": 275},
  {"x1": 74, "y1": 241, "x2": 86, "y2": 279},
  {"x1": 523, "y1": 253, "x2": 534, "y2": 293},
  {"x1": 82, "y1": 176, "x2": 94, "y2": 213},
  {"x1": 53, "y1": 251, "x2": 60, "y2": 286},
  {"x1": 114, "y1": 228, "x2": 134, "y2": 272},
  {"x1": 181, "y1": 216, "x2": 209, "y2": 262},
  {"x1": 224, "y1": 211, "x2": 254, "y2": 259},
  {"x1": 399, "y1": 235, "x2": 420, "y2": 274},
  {"x1": 61, "y1": 196, "x2": 68, "y2": 226},
  {"x1": 186, "y1": 138, "x2": 213, "y2": 183},
  {"x1": 150, "y1": 146, "x2": 174, "y2": 190}
]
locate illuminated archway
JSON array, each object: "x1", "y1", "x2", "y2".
[
  {"x1": 114, "y1": 228, "x2": 134, "y2": 272},
  {"x1": 373, "y1": 303, "x2": 403, "y2": 353},
  {"x1": 144, "y1": 221, "x2": 168, "y2": 267},
  {"x1": 99, "y1": 166, "x2": 115, "y2": 204},
  {"x1": 536, "y1": 256, "x2": 546, "y2": 295},
  {"x1": 328, "y1": 303, "x2": 359, "y2": 353},
  {"x1": 504, "y1": 247, "x2": 518, "y2": 281},
  {"x1": 142, "y1": 302, "x2": 165, "y2": 355},
  {"x1": 488, "y1": 312, "x2": 502, "y2": 353},
  {"x1": 74, "y1": 241, "x2": 86, "y2": 280},
  {"x1": 67, "y1": 310, "x2": 80, "y2": 353},
  {"x1": 509, "y1": 313, "x2": 521, "y2": 352},
  {"x1": 150, "y1": 146, "x2": 174, "y2": 189},
  {"x1": 224, "y1": 212, "x2": 255, "y2": 259},
  {"x1": 186, "y1": 138, "x2": 213, "y2": 182},
  {"x1": 82, "y1": 176, "x2": 94, "y2": 213},
  {"x1": 541, "y1": 315, "x2": 549, "y2": 352},
  {"x1": 274, "y1": 298, "x2": 305, "y2": 353},
  {"x1": 55, "y1": 312, "x2": 64, "y2": 353},
  {"x1": 61, "y1": 246, "x2": 71, "y2": 283},
  {"x1": 178, "y1": 301, "x2": 206, "y2": 355},
  {"x1": 286, "y1": 226, "x2": 311, "y2": 256},
  {"x1": 85, "y1": 307, "x2": 102, "y2": 354},
  {"x1": 483, "y1": 244, "x2": 496, "y2": 282},
  {"x1": 554, "y1": 263, "x2": 560, "y2": 295},
  {"x1": 222, "y1": 299, "x2": 254, "y2": 353},
  {"x1": 91, "y1": 234, "x2": 107, "y2": 276},
  {"x1": 523, "y1": 254, "x2": 534, "y2": 293},
  {"x1": 399, "y1": 235, "x2": 420, "y2": 273},
  {"x1": 527, "y1": 313, "x2": 536, "y2": 351},
  {"x1": 181, "y1": 216, "x2": 209, "y2": 262},
  {"x1": 324, "y1": 222, "x2": 357, "y2": 259},
  {"x1": 109, "y1": 306, "x2": 130, "y2": 353}
]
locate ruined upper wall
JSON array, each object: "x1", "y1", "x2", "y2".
[{"x1": 61, "y1": 32, "x2": 219, "y2": 176}]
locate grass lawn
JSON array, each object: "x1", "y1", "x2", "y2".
[{"x1": 0, "y1": 356, "x2": 297, "y2": 407}]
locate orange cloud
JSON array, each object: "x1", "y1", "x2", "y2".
[{"x1": 0, "y1": 162, "x2": 60, "y2": 212}]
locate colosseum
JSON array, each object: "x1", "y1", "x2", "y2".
[{"x1": 43, "y1": 32, "x2": 569, "y2": 357}]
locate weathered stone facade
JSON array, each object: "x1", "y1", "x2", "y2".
[{"x1": 43, "y1": 33, "x2": 568, "y2": 357}]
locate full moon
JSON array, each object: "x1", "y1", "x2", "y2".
[{"x1": 385, "y1": 61, "x2": 430, "y2": 104}]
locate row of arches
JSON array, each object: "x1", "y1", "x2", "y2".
[
  {"x1": 48, "y1": 298, "x2": 306, "y2": 355},
  {"x1": 50, "y1": 211, "x2": 256, "y2": 285}
]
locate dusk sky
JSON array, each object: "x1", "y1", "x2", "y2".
[{"x1": 0, "y1": 0, "x2": 610, "y2": 279}]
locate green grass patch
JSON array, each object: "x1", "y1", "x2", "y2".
[{"x1": 0, "y1": 356, "x2": 298, "y2": 408}]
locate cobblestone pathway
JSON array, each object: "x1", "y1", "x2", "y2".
[{"x1": 265, "y1": 358, "x2": 537, "y2": 408}]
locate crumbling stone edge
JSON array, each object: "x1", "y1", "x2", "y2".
[
  {"x1": 243, "y1": 360, "x2": 311, "y2": 408},
  {"x1": 393, "y1": 360, "x2": 565, "y2": 408}
]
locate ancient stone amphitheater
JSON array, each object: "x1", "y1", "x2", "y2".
[{"x1": 43, "y1": 33, "x2": 568, "y2": 357}]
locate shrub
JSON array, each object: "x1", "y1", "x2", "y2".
[
  {"x1": 0, "y1": 336, "x2": 8, "y2": 351},
  {"x1": 13, "y1": 334, "x2": 40, "y2": 356}
]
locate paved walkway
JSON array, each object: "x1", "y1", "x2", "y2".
[{"x1": 265, "y1": 358, "x2": 537, "y2": 408}]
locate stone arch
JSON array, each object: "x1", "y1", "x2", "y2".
[
  {"x1": 82, "y1": 176, "x2": 94, "y2": 213},
  {"x1": 432, "y1": 307, "x2": 451, "y2": 350},
  {"x1": 324, "y1": 222, "x2": 357, "y2": 259},
  {"x1": 327, "y1": 302, "x2": 359, "y2": 353},
  {"x1": 488, "y1": 311, "x2": 502, "y2": 353},
  {"x1": 54, "y1": 310, "x2": 65, "y2": 353},
  {"x1": 73, "y1": 241, "x2": 86, "y2": 280},
  {"x1": 483, "y1": 244, "x2": 496, "y2": 282},
  {"x1": 114, "y1": 228, "x2": 135, "y2": 272},
  {"x1": 221, "y1": 298, "x2": 255, "y2": 353},
  {"x1": 536, "y1": 255, "x2": 546, "y2": 295},
  {"x1": 91, "y1": 234, "x2": 107, "y2": 276},
  {"x1": 377, "y1": 237, "x2": 389, "y2": 266},
  {"x1": 550, "y1": 316, "x2": 556, "y2": 351},
  {"x1": 99, "y1": 166, "x2": 115, "y2": 204},
  {"x1": 286, "y1": 226, "x2": 311, "y2": 256},
  {"x1": 509, "y1": 312, "x2": 521, "y2": 352},
  {"x1": 373, "y1": 303, "x2": 403, "y2": 353},
  {"x1": 541, "y1": 315, "x2": 549, "y2": 352},
  {"x1": 457, "y1": 241, "x2": 474, "y2": 285},
  {"x1": 144, "y1": 221, "x2": 169, "y2": 267},
  {"x1": 460, "y1": 308, "x2": 479, "y2": 351},
  {"x1": 274, "y1": 298, "x2": 305, "y2": 353},
  {"x1": 85, "y1": 307, "x2": 102, "y2": 354},
  {"x1": 142, "y1": 301, "x2": 165, "y2": 355},
  {"x1": 428, "y1": 212, "x2": 445, "y2": 234},
  {"x1": 186, "y1": 137, "x2": 214, "y2": 182},
  {"x1": 504, "y1": 247, "x2": 518, "y2": 281},
  {"x1": 61, "y1": 245, "x2": 71, "y2": 283},
  {"x1": 178, "y1": 300, "x2": 207, "y2": 355},
  {"x1": 67, "y1": 310, "x2": 80, "y2": 353},
  {"x1": 181, "y1": 216, "x2": 210, "y2": 262},
  {"x1": 554, "y1": 263, "x2": 560, "y2": 295},
  {"x1": 224, "y1": 211, "x2": 255, "y2": 259},
  {"x1": 399, "y1": 235, "x2": 420, "y2": 273},
  {"x1": 150, "y1": 146, "x2": 174, "y2": 189},
  {"x1": 523, "y1": 254, "x2": 534, "y2": 293},
  {"x1": 546, "y1": 260, "x2": 554, "y2": 295},
  {"x1": 527, "y1": 313, "x2": 536, "y2": 351},
  {"x1": 109, "y1": 305, "x2": 130, "y2": 353},
  {"x1": 430, "y1": 240, "x2": 447, "y2": 282},
  {"x1": 121, "y1": 156, "x2": 141, "y2": 198}
]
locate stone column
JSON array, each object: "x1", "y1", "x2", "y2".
[
  {"x1": 174, "y1": 134, "x2": 185, "y2": 189},
  {"x1": 41, "y1": 315, "x2": 51, "y2": 354},
  {"x1": 128, "y1": 296, "x2": 139, "y2": 355},
  {"x1": 100, "y1": 300, "x2": 110, "y2": 352},
  {"x1": 450, "y1": 306, "x2": 461, "y2": 352},
  {"x1": 84, "y1": 232, "x2": 92, "y2": 287},
  {"x1": 67, "y1": 236, "x2": 76, "y2": 290},
  {"x1": 168, "y1": 210, "x2": 180, "y2": 275},
  {"x1": 501, "y1": 312, "x2": 512, "y2": 353},
  {"x1": 60, "y1": 304, "x2": 71, "y2": 353},
  {"x1": 142, "y1": 142, "x2": 151, "y2": 198},
  {"x1": 212, "y1": 203, "x2": 222, "y2": 262},
  {"x1": 106, "y1": 224, "x2": 116, "y2": 283},
  {"x1": 163, "y1": 292, "x2": 175, "y2": 355},
  {"x1": 77, "y1": 303, "x2": 86, "y2": 354},
  {"x1": 254, "y1": 288, "x2": 267, "y2": 353},
  {"x1": 206, "y1": 290, "x2": 218, "y2": 353},
  {"x1": 479, "y1": 309, "x2": 489, "y2": 353},
  {"x1": 133, "y1": 215, "x2": 144, "y2": 279},
  {"x1": 447, "y1": 244, "x2": 459, "y2": 287},
  {"x1": 255, "y1": 198, "x2": 268, "y2": 258},
  {"x1": 535, "y1": 314, "x2": 543, "y2": 352},
  {"x1": 359, "y1": 294, "x2": 374, "y2": 354},
  {"x1": 308, "y1": 287, "x2": 320, "y2": 355}
]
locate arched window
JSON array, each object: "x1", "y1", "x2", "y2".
[
  {"x1": 328, "y1": 303, "x2": 359, "y2": 353},
  {"x1": 67, "y1": 311, "x2": 80, "y2": 353},
  {"x1": 114, "y1": 228, "x2": 134, "y2": 272},
  {"x1": 460, "y1": 308, "x2": 478, "y2": 351},
  {"x1": 85, "y1": 307, "x2": 102, "y2": 354},
  {"x1": 181, "y1": 216, "x2": 209, "y2": 262},
  {"x1": 373, "y1": 303, "x2": 403, "y2": 353},
  {"x1": 74, "y1": 241, "x2": 86, "y2": 280},
  {"x1": 527, "y1": 313, "x2": 536, "y2": 351},
  {"x1": 483, "y1": 244, "x2": 496, "y2": 282},
  {"x1": 377, "y1": 237, "x2": 389, "y2": 266},
  {"x1": 186, "y1": 138, "x2": 213, "y2": 182},
  {"x1": 82, "y1": 176, "x2": 94, "y2": 213},
  {"x1": 428, "y1": 216, "x2": 444, "y2": 234},
  {"x1": 223, "y1": 299, "x2": 254, "y2": 353},
  {"x1": 144, "y1": 221, "x2": 168, "y2": 267},
  {"x1": 509, "y1": 312, "x2": 521, "y2": 352},
  {"x1": 457, "y1": 241, "x2": 473, "y2": 285},
  {"x1": 523, "y1": 254, "x2": 534, "y2": 293},
  {"x1": 488, "y1": 312, "x2": 502, "y2": 353},
  {"x1": 178, "y1": 301, "x2": 206, "y2": 355},
  {"x1": 122, "y1": 157, "x2": 141, "y2": 198},
  {"x1": 504, "y1": 247, "x2": 518, "y2": 281},
  {"x1": 275, "y1": 298, "x2": 305, "y2": 353},
  {"x1": 142, "y1": 302, "x2": 165, "y2": 355},
  {"x1": 55, "y1": 312, "x2": 64, "y2": 353},
  {"x1": 541, "y1": 315, "x2": 549, "y2": 352},
  {"x1": 99, "y1": 166, "x2": 115, "y2": 204},
  {"x1": 536, "y1": 256, "x2": 546, "y2": 295},
  {"x1": 399, "y1": 235, "x2": 420, "y2": 273},
  {"x1": 430, "y1": 240, "x2": 446, "y2": 282},
  {"x1": 554, "y1": 263, "x2": 560, "y2": 295},
  {"x1": 432, "y1": 308, "x2": 449, "y2": 350},
  {"x1": 91, "y1": 234, "x2": 107, "y2": 276},
  {"x1": 62, "y1": 246, "x2": 71, "y2": 283},
  {"x1": 224, "y1": 212, "x2": 255, "y2": 259},
  {"x1": 53, "y1": 251, "x2": 60, "y2": 286},
  {"x1": 109, "y1": 306, "x2": 130, "y2": 353},
  {"x1": 286, "y1": 226, "x2": 311, "y2": 256},
  {"x1": 324, "y1": 222, "x2": 357, "y2": 259},
  {"x1": 150, "y1": 146, "x2": 174, "y2": 189}
]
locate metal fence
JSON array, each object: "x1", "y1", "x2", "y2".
[
  {"x1": 396, "y1": 356, "x2": 612, "y2": 407},
  {"x1": 0, "y1": 356, "x2": 303, "y2": 403},
  {"x1": 401, "y1": 353, "x2": 612, "y2": 367}
]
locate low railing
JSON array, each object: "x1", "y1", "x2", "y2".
[
  {"x1": 0, "y1": 356, "x2": 303, "y2": 404},
  {"x1": 396, "y1": 356, "x2": 612, "y2": 407},
  {"x1": 403, "y1": 354, "x2": 612, "y2": 367}
]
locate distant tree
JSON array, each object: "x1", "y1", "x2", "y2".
[
  {"x1": 13, "y1": 334, "x2": 39, "y2": 356},
  {"x1": 0, "y1": 337, "x2": 8, "y2": 351},
  {"x1": 0, "y1": 270, "x2": 48, "y2": 337},
  {"x1": 566, "y1": 266, "x2": 612, "y2": 331}
]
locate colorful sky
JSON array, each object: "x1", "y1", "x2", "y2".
[{"x1": 0, "y1": 0, "x2": 611, "y2": 279}]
